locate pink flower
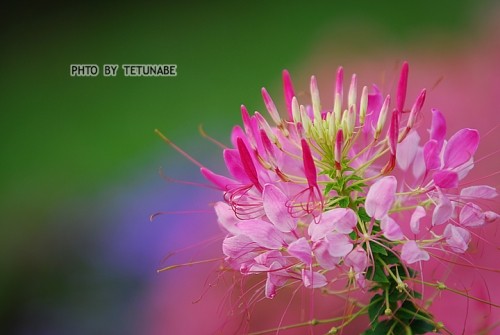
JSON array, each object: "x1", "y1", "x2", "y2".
[{"x1": 160, "y1": 62, "x2": 499, "y2": 334}]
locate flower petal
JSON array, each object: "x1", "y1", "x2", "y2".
[
  {"x1": 396, "y1": 130, "x2": 420, "y2": 171},
  {"x1": 380, "y1": 216, "x2": 404, "y2": 241},
  {"x1": 344, "y1": 246, "x2": 368, "y2": 273},
  {"x1": 263, "y1": 184, "x2": 297, "y2": 232},
  {"x1": 215, "y1": 201, "x2": 241, "y2": 235},
  {"x1": 288, "y1": 237, "x2": 312, "y2": 265},
  {"x1": 313, "y1": 241, "x2": 340, "y2": 270},
  {"x1": 325, "y1": 233, "x2": 353, "y2": 258},
  {"x1": 302, "y1": 269, "x2": 327, "y2": 288},
  {"x1": 459, "y1": 202, "x2": 485, "y2": 227},
  {"x1": 365, "y1": 176, "x2": 397, "y2": 220},
  {"x1": 432, "y1": 190, "x2": 453, "y2": 226},
  {"x1": 460, "y1": 185, "x2": 498, "y2": 199},
  {"x1": 410, "y1": 206, "x2": 426, "y2": 234},
  {"x1": 423, "y1": 139, "x2": 441, "y2": 171},
  {"x1": 401, "y1": 241, "x2": 430, "y2": 264},
  {"x1": 443, "y1": 128, "x2": 479, "y2": 169},
  {"x1": 430, "y1": 109, "x2": 446, "y2": 150},
  {"x1": 443, "y1": 224, "x2": 470, "y2": 253},
  {"x1": 433, "y1": 170, "x2": 459, "y2": 189},
  {"x1": 238, "y1": 220, "x2": 284, "y2": 249}
]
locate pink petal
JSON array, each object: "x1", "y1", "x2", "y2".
[
  {"x1": 406, "y1": 89, "x2": 426, "y2": 129},
  {"x1": 443, "y1": 224, "x2": 470, "y2": 253},
  {"x1": 302, "y1": 269, "x2": 327, "y2": 288},
  {"x1": 365, "y1": 176, "x2": 397, "y2": 220},
  {"x1": 432, "y1": 190, "x2": 453, "y2": 226},
  {"x1": 430, "y1": 109, "x2": 446, "y2": 150},
  {"x1": 308, "y1": 208, "x2": 356, "y2": 240},
  {"x1": 238, "y1": 220, "x2": 284, "y2": 249},
  {"x1": 412, "y1": 147, "x2": 426, "y2": 180},
  {"x1": 460, "y1": 185, "x2": 498, "y2": 199},
  {"x1": 433, "y1": 170, "x2": 459, "y2": 189},
  {"x1": 325, "y1": 233, "x2": 353, "y2": 258},
  {"x1": 282, "y1": 70, "x2": 295, "y2": 121},
  {"x1": 214, "y1": 201, "x2": 241, "y2": 235},
  {"x1": 222, "y1": 235, "x2": 256, "y2": 260},
  {"x1": 396, "y1": 131, "x2": 420, "y2": 171},
  {"x1": 332, "y1": 208, "x2": 358, "y2": 234},
  {"x1": 396, "y1": 61, "x2": 409, "y2": 113},
  {"x1": 288, "y1": 238, "x2": 312, "y2": 265},
  {"x1": 363, "y1": 85, "x2": 383, "y2": 135},
  {"x1": 223, "y1": 149, "x2": 250, "y2": 182},
  {"x1": 459, "y1": 203, "x2": 485, "y2": 227},
  {"x1": 443, "y1": 128, "x2": 480, "y2": 169},
  {"x1": 237, "y1": 137, "x2": 263, "y2": 192},
  {"x1": 401, "y1": 241, "x2": 430, "y2": 264},
  {"x1": 485, "y1": 211, "x2": 499, "y2": 223},
  {"x1": 200, "y1": 167, "x2": 238, "y2": 190},
  {"x1": 380, "y1": 216, "x2": 404, "y2": 241},
  {"x1": 410, "y1": 206, "x2": 426, "y2": 234},
  {"x1": 423, "y1": 139, "x2": 441, "y2": 171},
  {"x1": 313, "y1": 241, "x2": 339, "y2": 270},
  {"x1": 263, "y1": 184, "x2": 297, "y2": 232},
  {"x1": 344, "y1": 246, "x2": 368, "y2": 273},
  {"x1": 261, "y1": 87, "x2": 281, "y2": 125},
  {"x1": 301, "y1": 139, "x2": 318, "y2": 187}
]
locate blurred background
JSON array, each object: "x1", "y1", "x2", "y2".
[{"x1": 1, "y1": 1, "x2": 499, "y2": 334}]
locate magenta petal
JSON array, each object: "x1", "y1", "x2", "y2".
[
  {"x1": 433, "y1": 170, "x2": 459, "y2": 189},
  {"x1": 380, "y1": 216, "x2": 404, "y2": 241},
  {"x1": 200, "y1": 167, "x2": 237, "y2": 190},
  {"x1": 401, "y1": 241, "x2": 430, "y2": 264},
  {"x1": 410, "y1": 206, "x2": 426, "y2": 234},
  {"x1": 223, "y1": 149, "x2": 249, "y2": 182},
  {"x1": 344, "y1": 246, "x2": 368, "y2": 273},
  {"x1": 460, "y1": 185, "x2": 498, "y2": 199},
  {"x1": 365, "y1": 176, "x2": 397, "y2": 220},
  {"x1": 288, "y1": 237, "x2": 312, "y2": 265},
  {"x1": 282, "y1": 70, "x2": 295, "y2": 121},
  {"x1": 430, "y1": 109, "x2": 446, "y2": 150},
  {"x1": 396, "y1": 61, "x2": 409, "y2": 113},
  {"x1": 423, "y1": 139, "x2": 441, "y2": 171},
  {"x1": 263, "y1": 184, "x2": 297, "y2": 232},
  {"x1": 301, "y1": 139, "x2": 318, "y2": 187},
  {"x1": 325, "y1": 233, "x2": 353, "y2": 257},
  {"x1": 459, "y1": 202, "x2": 485, "y2": 227},
  {"x1": 237, "y1": 137, "x2": 263, "y2": 192},
  {"x1": 238, "y1": 220, "x2": 284, "y2": 249},
  {"x1": 443, "y1": 128, "x2": 480, "y2": 169},
  {"x1": 302, "y1": 269, "x2": 327, "y2": 288},
  {"x1": 443, "y1": 224, "x2": 470, "y2": 253},
  {"x1": 432, "y1": 190, "x2": 453, "y2": 226}
]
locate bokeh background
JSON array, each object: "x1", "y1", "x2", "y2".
[{"x1": 1, "y1": 1, "x2": 499, "y2": 334}]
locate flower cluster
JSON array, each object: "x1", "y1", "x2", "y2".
[{"x1": 171, "y1": 63, "x2": 498, "y2": 333}]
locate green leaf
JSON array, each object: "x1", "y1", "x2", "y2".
[
  {"x1": 368, "y1": 294, "x2": 384, "y2": 328},
  {"x1": 372, "y1": 320, "x2": 392, "y2": 334},
  {"x1": 366, "y1": 265, "x2": 389, "y2": 284},
  {"x1": 357, "y1": 207, "x2": 371, "y2": 222},
  {"x1": 410, "y1": 319, "x2": 436, "y2": 334},
  {"x1": 338, "y1": 197, "x2": 350, "y2": 208},
  {"x1": 370, "y1": 243, "x2": 388, "y2": 256}
]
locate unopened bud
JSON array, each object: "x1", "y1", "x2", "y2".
[{"x1": 375, "y1": 95, "x2": 390, "y2": 139}]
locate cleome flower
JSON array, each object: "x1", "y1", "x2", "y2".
[{"x1": 160, "y1": 62, "x2": 499, "y2": 334}]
